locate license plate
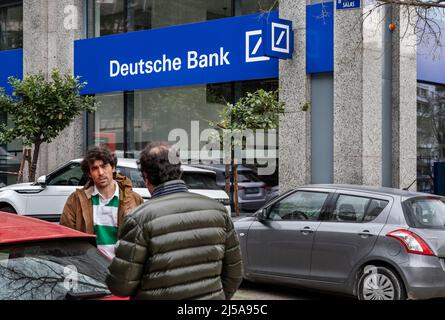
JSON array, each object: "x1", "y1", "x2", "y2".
[{"x1": 245, "y1": 188, "x2": 259, "y2": 194}]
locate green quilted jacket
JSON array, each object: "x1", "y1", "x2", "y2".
[{"x1": 105, "y1": 191, "x2": 242, "y2": 300}]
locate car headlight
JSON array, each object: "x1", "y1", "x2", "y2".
[{"x1": 216, "y1": 198, "x2": 230, "y2": 206}]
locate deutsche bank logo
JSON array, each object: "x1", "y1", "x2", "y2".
[
  {"x1": 262, "y1": 17, "x2": 293, "y2": 60},
  {"x1": 271, "y1": 22, "x2": 290, "y2": 54},
  {"x1": 245, "y1": 30, "x2": 270, "y2": 63}
]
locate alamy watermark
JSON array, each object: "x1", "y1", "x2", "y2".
[
  {"x1": 167, "y1": 121, "x2": 278, "y2": 176},
  {"x1": 63, "y1": 5, "x2": 79, "y2": 30}
]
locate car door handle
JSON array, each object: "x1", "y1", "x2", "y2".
[
  {"x1": 300, "y1": 227, "x2": 314, "y2": 235},
  {"x1": 358, "y1": 230, "x2": 374, "y2": 238}
]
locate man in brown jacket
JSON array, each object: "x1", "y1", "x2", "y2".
[
  {"x1": 60, "y1": 146, "x2": 143, "y2": 259},
  {"x1": 106, "y1": 141, "x2": 242, "y2": 299}
]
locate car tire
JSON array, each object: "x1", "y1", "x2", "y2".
[
  {"x1": 357, "y1": 265, "x2": 406, "y2": 300},
  {"x1": 0, "y1": 205, "x2": 16, "y2": 213}
]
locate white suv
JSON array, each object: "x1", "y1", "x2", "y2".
[{"x1": 0, "y1": 158, "x2": 231, "y2": 221}]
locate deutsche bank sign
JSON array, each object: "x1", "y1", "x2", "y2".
[
  {"x1": 264, "y1": 19, "x2": 293, "y2": 59},
  {"x1": 75, "y1": 12, "x2": 280, "y2": 94}
]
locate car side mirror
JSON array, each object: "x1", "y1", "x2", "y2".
[
  {"x1": 257, "y1": 208, "x2": 268, "y2": 222},
  {"x1": 37, "y1": 175, "x2": 47, "y2": 187}
]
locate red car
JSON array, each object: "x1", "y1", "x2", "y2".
[{"x1": 0, "y1": 211, "x2": 123, "y2": 300}]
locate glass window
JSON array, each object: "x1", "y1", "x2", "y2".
[
  {"x1": 123, "y1": 167, "x2": 145, "y2": 188},
  {"x1": 329, "y1": 195, "x2": 388, "y2": 223},
  {"x1": 133, "y1": 85, "x2": 222, "y2": 153},
  {"x1": 0, "y1": 113, "x2": 22, "y2": 187},
  {"x1": 331, "y1": 195, "x2": 369, "y2": 223},
  {"x1": 238, "y1": 171, "x2": 260, "y2": 183},
  {"x1": 404, "y1": 198, "x2": 445, "y2": 229},
  {"x1": 363, "y1": 199, "x2": 389, "y2": 222},
  {"x1": 239, "y1": 0, "x2": 278, "y2": 15},
  {"x1": 0, "y1": 239, "x2": 110, "y2": 300},
  {"x1": 268, "y1": 191, "x2": 328, "y2": 221},
  {"x1": 0, "y1": 2, "x2": 22, "y2": 51},
  {"x1": 182, "y1": 172, "x2": 220, "y2": 190},
  {"x1": 91, "y1": 0, "x2": 280, "y2": 37},
  {"x1": 94, "y1": 0, "x2": 233, "y2": 37},
  {"x1": 47, "y1": 163, "x2": 84, "y2": 186},
  {"x1": 94, "y1": 92, "x2": 124, "y2": 157},
  {"x1": 416, "y1": 82, "x2": 445, "y2": 193}
]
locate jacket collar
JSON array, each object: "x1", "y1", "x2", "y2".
[
  {"x1": 83, "y1": 174, "x2": 133, "y2": 200},
  {"x1": 151, "y1": 180, "x2": 188, "y2": 199}
]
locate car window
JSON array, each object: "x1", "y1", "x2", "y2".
[
  {"x1": 330, "y1": 195, "x2": 388, "y2": 223},
  {"x1": 404, "y1": 198, "x2": 445, "y2": 229},
  {"x1": 268, "y1": 191, "x2": 329, "y2": 221},
  {"x1": 123, "y1": 167, "x2": 146, "y2": 188},
  {"x1": 238, "y1": 171, "x2": 260, "y2": 182},
  {"x1": 0, "y1": 239, "x2": 110, "y2": 300},
  {"x1": 363, "y1": 199, "x2": 389, "y2": 222},
  {"x1": 182, "y1": 172, "x2": 220, "y2": 190},
  {"x1": 47, "y1": 163, "x2": 84, "y2": 186}
]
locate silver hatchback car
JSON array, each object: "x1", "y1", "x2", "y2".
[{"x1": 234, "y1": 184, "x2": 445, "y2": 300}]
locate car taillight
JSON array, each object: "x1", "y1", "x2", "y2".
[{"x1": 386, "y1": 229, "x2": 435, "y2": 256}]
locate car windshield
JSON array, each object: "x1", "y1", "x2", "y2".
[
  {"x1": 0, "y1": 239, "x2": 110, "y2": 300},
  {"x1": 181, "y1": 172, "x2": 220, "y2": 190},
  {"x1": 404, "y1": 197, "x2": 445, "y2": 229},
  {"x1": 238, "y1": 171, "x2": 260, "y2": 183},
  {"x1": 125, "y1": 167, "x2": 220, "y2": 190}
]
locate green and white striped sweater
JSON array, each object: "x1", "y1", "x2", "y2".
[{"x1": 91, "y1": 183, "x2": 120, "y2": 259}]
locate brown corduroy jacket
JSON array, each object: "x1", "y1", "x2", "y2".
[{"x1": 60, "y1": 174, "x2": 144, "y2": 234}]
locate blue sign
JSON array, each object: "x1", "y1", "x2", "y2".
[
  {"x1": 263, "y1": 18, "x2": 294, "y2": 59},
  {"x1": 336, "y1": 0, "x2": 361, "y2": 10},
  {"x1": 0, "y1": 49, "x2": 23, "y2": 95},
  {"x1": 307, "y1": 2, "x2": 334, "y2": 73},
  {"x1": 75, "y1": 13, "x2": 279, "y2": 94}
]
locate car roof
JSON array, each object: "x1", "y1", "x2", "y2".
[
  {"x1": 0, "y1": 212, "x2": 95, "y2": 245},
  {"x1": 299, "y1": 184, "x2": 428, "y2": 198},
  {"x1": 72, "y1": 158, "x2": 216, "y2": 174}
]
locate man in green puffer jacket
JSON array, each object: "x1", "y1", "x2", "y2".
[{"x1": 106, "y1": 141, "x2": 242, "y2": 300}]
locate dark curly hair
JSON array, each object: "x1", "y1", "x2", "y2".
[
  {"x1": 80, "y1": 145, "x2": 117, "y2": 175},
  {"x1": 138, "y1": 141, "x2": 182, "y2": 187}
]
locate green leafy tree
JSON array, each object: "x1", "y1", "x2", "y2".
[
  {"x1": 211, "y1": 89, "x2": 285, "y2": 215},
  {"x1": 0, "y1": 69, "x2": 98, "y2": 182}
]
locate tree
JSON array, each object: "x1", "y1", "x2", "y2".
[
  {"x1": 211, "y1": 89, "x2": 285, "y2": 216},
  {"x1": 0, "y1": 69, "x2": 98, "y2": 182},
  {"x1": 266, "y1": 0, "x2": 445, "y2": 51}
]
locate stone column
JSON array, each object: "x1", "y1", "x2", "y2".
[
  {"x1": 279, "y1": 0, "x2": 311, "y2": 193},
  {"x1": 391, "y1": 5, "x2": 417, "y2": 190},
  {"x1": 333, "y1": 4, "x2": 384, "y2": 185},
  {"x1": 23, "y1": 0, "x2": 85, "y2": 179}
]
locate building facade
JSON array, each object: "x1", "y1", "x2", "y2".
[{"x1": 0, "y1": 0, "x2": 433, "y2": 194}]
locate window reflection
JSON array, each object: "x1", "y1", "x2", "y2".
[
  {"x1": 0, "y1": 3, "x2": 22, "y2": 51},
  {"x1": 0, "y1": 240, "x2": 110, "y2": 300},
  {"x1": 417, "y1": 82, "x2": 445, "y2": 193},
  {"x1": 95, "y1": 0, "x2": 234, "y2": 36}
]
